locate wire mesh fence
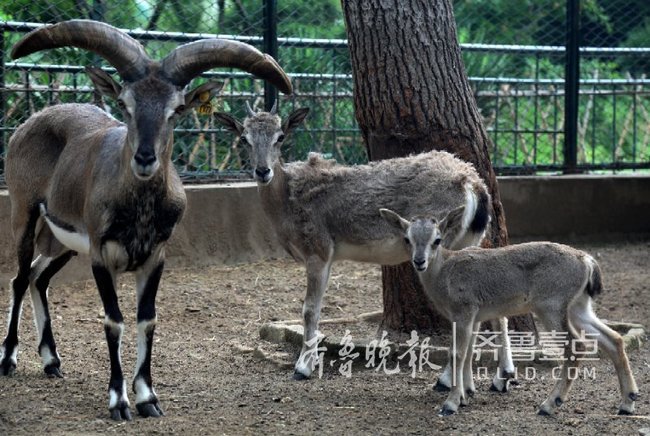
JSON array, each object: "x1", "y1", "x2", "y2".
[{"x1": 1, "y1": 0, "x2": 649, "y2": 185}]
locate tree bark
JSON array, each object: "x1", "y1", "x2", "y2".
[{"x1": 341, "y1": 0, "x2": 536, "y2": 335}]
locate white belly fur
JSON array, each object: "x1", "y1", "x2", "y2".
[
  {"x1": 43, "y1": 215, "x2": 90, "y2": 255},
  {"x1": 334, "y1": 238, "x2": 410, "y2": 265}
]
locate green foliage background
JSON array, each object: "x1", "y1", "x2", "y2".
[{"x1": 1, "y1": 0, "x2": 648, "y2": 177}]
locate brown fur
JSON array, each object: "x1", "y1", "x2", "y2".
[{"x1": 1, "y1": 19, "x2": 293, "y2": 420}]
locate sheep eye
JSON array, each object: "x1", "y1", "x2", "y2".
[
  {"x1": 239, "y1": 136, "x2": 249, "y2": 145},
  {"x1": 403, "y1": 237, "x2": 410, "y2": 245},
  {"x1": 174, "y1": 104, "x2": 186, "y2": 115},
  {"x1": 276, "y1": 134, "x2": 285, "y2": 144},
  {"x1": 117, "y1": 99, "x2": 126, "y2": 110},
  {"x1": 433, "y1": 238, "x2": 442, "y2": 246}
]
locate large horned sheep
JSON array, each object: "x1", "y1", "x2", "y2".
[
  {"x1": 380, "y1": 206, "x2": 639, "y2": 416},
  {"x1": 0, "y1": 19, "x2": 291, "y2": 421},
  {"x1": 214, "y1": 106, "x2": 514, "y2": 389}
]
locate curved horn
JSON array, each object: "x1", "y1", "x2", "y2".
[
  {"x1": 11, "y1": 19, "x2": 150, "y2": 82},
  {"x1": 161, "y1": 39, "x2": 292, "y2": 94},
  {"x1": 245, "y1": 101, "x2": 256, "y2": 117}
]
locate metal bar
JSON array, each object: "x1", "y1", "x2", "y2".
[
  {"x1": 263, "y1": 0, "x2": 278, "y2": 112},
  {"x1": 497, "y1": 162, "x2": 650, "y2": 173},
  {"x1": 553, "y1": 84, "x2": 559, "y2": 164},
  {"x1": 486, "y1": 128, "x2": 564, "y2": 134},
  {"x1": 0, "y1": 29, "x2": 5, "y2": 173},
  {"x1": 612, "y1": 84, "x2": 617, "y2": 166},
  {"x1": 7, "y1": 63, "x2": 650, "y2": 86},
  {"x1": 632, "y1": 86, "x2": 638, "y2": 168},
  {"x1": 514, "y1": 84, "x2": 519, "y2": 165},
  {"x1": 331, "y1": 63, "x2": 337, "y2": 159},
  {"x1": 493, "y1": 84, "x2": 500, "y2": 166},
  {"x1": 563, "y1": 0, "x2": 580, "y2": 174},
  {"x1": 591, "y1": 84, "x2": 597, "y2": 165},
  {"x1": 4, "y1": 21, "x2": 650, "y2": 55},
  {"x1": 533, "y1": 54, "x2": 540, "y2": 165},
  {"x1": 47, "y1": 71, "x2": 53, "y2": 105}
]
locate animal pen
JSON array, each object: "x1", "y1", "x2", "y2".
[
  {"x1": 0, "y1": 1, "x2": 649, "y2": 434},
  {"x1": 1, "y1": 0, "x2": 649, "y2": 183}
]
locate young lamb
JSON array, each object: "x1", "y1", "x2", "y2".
[{"x1": 380, "y1": 206, "x2": 639, "y2": 416}]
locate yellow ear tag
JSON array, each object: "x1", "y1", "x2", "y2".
[{"x1": 197, "y1": 91, "x2": 213, "y2": 115}]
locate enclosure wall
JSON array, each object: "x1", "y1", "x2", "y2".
[{"x1": 0, "y1": 176, "x2": 648, "y2": 284}]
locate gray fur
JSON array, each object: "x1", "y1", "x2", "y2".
[
  {"x1": 215, "y1": 107, "x2": 514, "y2": 386},
  {"x1": 385, "y1": 210, "x2": 639, "y2": 416}
]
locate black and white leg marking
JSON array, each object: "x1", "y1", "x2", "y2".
[
  {"x1": 133, "y1": 259, "x2": 165, "y2": 418},
  {"x1": 1, "y1": 216, "x2": 37, "y2": 376},
  {"x1": 0, "y1": 274, "x2": 29, "y2": 376},
  {"x1": 29, "y1": 251, "x2": 75, "y2": 378},
  {"x1": 92, "y1": 263, "x2": 132, "y2": 421}
]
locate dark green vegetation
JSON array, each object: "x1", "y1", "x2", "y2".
[{"x1": 1, "y1": 0, "x2": 648, "y2": 176}]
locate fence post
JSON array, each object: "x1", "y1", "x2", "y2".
[
  {"x1": 564, "y1": 0, "x2": 580, "y2": 173},
  {"x1": 0, "y1": 30, "x2": 5, "y2": 173},
  {"x1": 263, "y1": 0, "x2": 278, "y2": 111}
]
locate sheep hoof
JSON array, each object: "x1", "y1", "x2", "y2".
[
  {"x1": 434, "y1": 380, "x2": 450, "y2": 392},
  {"x1": 0, "y1": 360, "x2": 16, "y2": 376},
  {"x1": 292, "y1": 371, "x2": 310, "y2": 381},
  {"x1": 438, "y1": 406, "x2": 456, "y2": 416},
  {"x1": 137, "y1": 401, "x2": 164, "y2": 418},
  {"x1": 44, "y1": 364, "x2": 63, "y2": 378},
  {"x1": 490, "y1": 382, "x2": 508, "y2": 393},
  {"x1": 109, "y1": 403, "x2": 132, "y2": 421}
]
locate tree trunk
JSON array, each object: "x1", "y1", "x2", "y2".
[{"x1": 341, "y1": 0, "x2": 536, "y2": 335}]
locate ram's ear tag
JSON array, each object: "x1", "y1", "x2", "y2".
[
  {"x1": 197, "y1": 91, "x2": 214, "y2": 115},
  {"x1": 199, "y1": 91, "x2": 211, "y2": 103}
]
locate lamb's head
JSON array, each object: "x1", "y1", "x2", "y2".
[
  {"x1": 215, "y1": 105, "x2": 309, "y2": 184},
  {"x1": 380, "y1": 206, "x2": 466, "y2": 271},
  {"x1": 11, "y1": 19, "x2": 292, "y2": 181}
]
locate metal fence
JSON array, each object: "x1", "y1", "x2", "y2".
[{"x1": 1, "y1": 0, "x2": 649, "y2": 184}]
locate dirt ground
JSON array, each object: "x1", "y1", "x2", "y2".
[{"x1": 0, "y1": 239, "x2": 648, "y2": 435}]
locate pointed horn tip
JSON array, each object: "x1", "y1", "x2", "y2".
[
  {"x1": 245, "y1": 101, "x2": 256, "y2": 117},
  {"x1": 10, "y1": 28, "x2": 47, "y2": 60},
  {"x1": 10, "y1": 45, "x2": 25, "y2": 60},
  {"x1": 261, "y1": 54, "x2": 293, "y2": 95},
  {"x1": 280, "y1": 80, "x2": 293, "y2": 95}
]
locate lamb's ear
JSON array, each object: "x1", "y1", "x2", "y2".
[
  {"x1": 439, "y1": 206, "x2": 466, "y2": 237},
  {"x1": 282, "y1": 107, "x2": 310, "y2": 134},
  {"x1": 214, "y1": 112, "x2": 244, "y2": 135},
  {"x1": 379, "y1": 208, "x2": 410, "y2": 231}
]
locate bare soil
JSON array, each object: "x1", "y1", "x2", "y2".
[{"x1": 0, "y1": 240, "x2": 649, "y2": 435}]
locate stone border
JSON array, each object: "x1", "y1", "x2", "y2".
[{"x1": 259, "y1": 315, "x2": 645, "y2": 369}]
